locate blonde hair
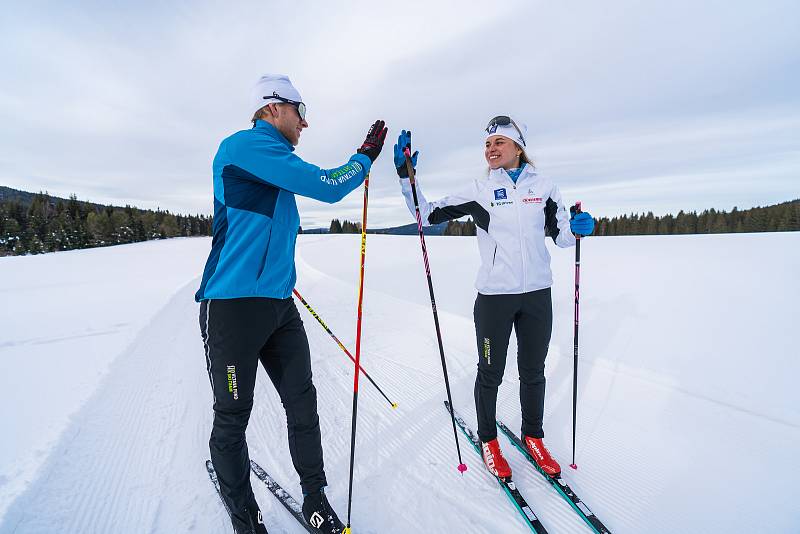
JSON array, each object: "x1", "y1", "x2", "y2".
[
  {"x1": 251, "y1": 102, "x2": 287, "y2": 126},
  {"x1": 251, "y1": 105, "x2": 270, "y2": 126},
  {"x1": 519, "y1": 149, "x2": 534, "y2": 169}
]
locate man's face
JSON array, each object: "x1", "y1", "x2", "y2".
[{"x1": 273, "y1": 103, "x2": 308, "y2": 146}]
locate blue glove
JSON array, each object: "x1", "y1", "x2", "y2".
[
  {"x1": 393, "y1": 129, "x2": 419, "y2": 178},
  {"x1": 570, "y1": 211, "x2": 595, "y2": 236}
]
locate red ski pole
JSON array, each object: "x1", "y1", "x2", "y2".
[{"x1": 345, "y1": 172, "x2": 369, "y2": 533}]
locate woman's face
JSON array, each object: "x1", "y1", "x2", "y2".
[{"x1": 485, "y1": 135, "x2": 522, "y2": 170}]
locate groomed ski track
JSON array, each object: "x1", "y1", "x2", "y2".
[{"x1": 1, "y1": 233, "x2": 798, "y2": 533}]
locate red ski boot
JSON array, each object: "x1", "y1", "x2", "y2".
[
  {"x1": 481, "y1": 438, "x2": 512, "y2": 478},
  {"x1": 523, "y1": 436, "x2": 561, "y2": 476}
]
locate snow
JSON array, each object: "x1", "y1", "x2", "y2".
[{"x1": 0, "y1": 232, "x2": 798, "y2": 533}]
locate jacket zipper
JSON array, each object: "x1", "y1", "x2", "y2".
[{"x1": 511, "y1": 176, "x2": 527, "y2": 292}]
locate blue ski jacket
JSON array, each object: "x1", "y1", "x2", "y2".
[{"x1": 195, "y1": 120, "x2": 371, "y2": 301}]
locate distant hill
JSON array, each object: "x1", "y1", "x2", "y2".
[
  {"x1": 0, "y1": 186, "x2": 38, "y2": 206},
  {"x1": 0, "y1": 186, "x2": 109, "y2": 211},
  {"x1": 370, "y1": 221, "x2": 449, "y2": 235},
  {"x1": 303, "y1": 221, "x2": 449, "y2": 236}
]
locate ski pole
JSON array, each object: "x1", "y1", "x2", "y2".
[
  {"x1": 345, "y1": 173, "x2": 369, "y2": 534},
  {"x1": 570, "y1": 201, "x2": 582, "y2": 470},
  {"x1": 404, "y1": 148, "x2": 468, "y2": 475},
  {"x1": 293, "y1": 288, "x2": 398, "y2": 409}
]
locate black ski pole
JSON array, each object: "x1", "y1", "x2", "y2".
[
  {"x1": 569, "y1": 201, "x2": 582, "y2": 470},
  {"x1": 293, "y1": 288, "x2": 398, "y2": 409},
  {"x1": 404, "y1": 148, "x2": 467, "y2": 474}
]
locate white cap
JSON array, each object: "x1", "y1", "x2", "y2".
[{"x1": 250, "y1": 74, "x2": 303, "y2": 115}]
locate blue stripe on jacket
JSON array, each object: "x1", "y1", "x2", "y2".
[{"x1": 195, "y1": 120, "x2": 371, "y2": 301}]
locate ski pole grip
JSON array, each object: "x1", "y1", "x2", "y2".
[
  {"x1": 570, "y1": 201, "x2": 582, "y2": 218},
  {"x1": 403, "y1": 148, "x2": 416, "y2": 182}
]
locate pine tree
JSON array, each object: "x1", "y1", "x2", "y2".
[
  {"x1": 710, "y1": 212, "x2": 728, "y2": 233},
  {"x1": 465, "y1": 217, "x2": 477, "y2": 236},
  {"x1": 643, "y1": 212, "x2": 657, "y2": 235}
]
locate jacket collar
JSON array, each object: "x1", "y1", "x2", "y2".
[
  {"x1": 253, "y1": 119, "x2": 294, "y2": 151},
  {"x1": 488, "y1": 163, "x2": 537, "y2": 185}
]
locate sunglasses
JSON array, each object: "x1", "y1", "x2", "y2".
[
  {"x1": 485, "y1": 115, "x2": 526, "y2": 147},
  {"x1": 263, "y1": 92, "x2": 307, "y2": 120}
]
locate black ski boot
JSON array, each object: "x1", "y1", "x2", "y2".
[
  {"x1": 302, "y1": 489, "x2": 345, "y2": 533},
  {"x1": 231, "y1": 505, "x2": 268, "y2": 534}
]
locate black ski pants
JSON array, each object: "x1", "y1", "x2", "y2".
[
  {"x1": 200, "y1": 297, "x2": 326, "y2": 529},
  {"x1": 474, "y1": 288, "x2": 553, "y2": 443}
]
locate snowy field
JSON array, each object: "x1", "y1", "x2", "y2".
[{"x1": 0, "y1": 232, "x2": 798, "y2": 533}]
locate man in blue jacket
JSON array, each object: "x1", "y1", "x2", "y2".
[{"x1": 197, "y1": 74, "x2": 387, "y2": 534}]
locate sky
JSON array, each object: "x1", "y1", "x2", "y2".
[{"x1": 1, "y1": 0, "x2": 798, "y2": 228}]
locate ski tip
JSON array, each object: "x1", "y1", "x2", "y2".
[
  {"x1": 344, "y1": 528, "x2": 352, "y2": 534},
  {"x1": 569, "y1": 463, "x2": 578, "y2": 470},
  {"x1": 391, "y1": 402, "x2": 398, "y2": 409},
  {"x1": 457, "y1": 463, "x2": 468, "y2": 474}
]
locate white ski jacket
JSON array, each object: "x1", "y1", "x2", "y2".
[{"x1": 400, "y1": 164, "x2": 576, "y2": 295}]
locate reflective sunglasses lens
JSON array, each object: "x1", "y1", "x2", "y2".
[
  {"x1": 486, "y1": 115, "x2": 511, "y2": 133},
  {"x1": 297, "y1": 102, "x2": 306, "y2": 120}
]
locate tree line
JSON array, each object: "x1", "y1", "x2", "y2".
[
  {"x1": 0, "y1": 192, "x2": 212, "y2": 256},
  {"x1": 3, "y1": 189, "x2": 796, "y2": 257},
  {"x1": 329, "y1": 199, "x2": 799, "y2": 237},
  {"x1": 593, "y1": 199, "x2": 799, "y2": 236}
]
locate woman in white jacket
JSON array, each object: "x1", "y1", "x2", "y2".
[{"x1": 393, "y1": 116, "x2": 595, "y2": 479}]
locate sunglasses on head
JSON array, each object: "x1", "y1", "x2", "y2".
[
  {"x1": 485, "y1": 115, "x2": 526, "y2": 147},
  {"x1": 263, "y1": 92, "x2": 306, "y2": 120}
]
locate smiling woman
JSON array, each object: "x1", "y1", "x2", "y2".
[
  {"x1": 484, "y1": 115, "x2": 534, "y2": 175},
  {"x1": 392, "y1": 117, "x2": 596, "y2": 482}
]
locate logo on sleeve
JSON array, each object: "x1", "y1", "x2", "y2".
[{"x1": 494, "y1": 188, "x2": 507, "y2": 200}]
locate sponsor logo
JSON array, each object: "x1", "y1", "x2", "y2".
[
  {"x1": 494, "y1": 188, "x2": 507, "y2": 200},
  {"x1": 309, "y1": 511, "x2": 324, "y2": 528},
  {"x1": 482, "y1": 442, "x2": 497, "y2": 475},
  {"x1": 320, "y1": 161, "x2": 363, "y2": 186},
  {"x1": 526, "y1": 437, "x2": 544, "y2": 460},
  {"x1": 493, "y1": 200, "x2": 513, "y2": 207},
  {"x1": 483, "y1": 337, "x2": 491, "y2": 365},
  {"x1": 226, "y1": 365, "x2": 239, "y2": 400},
  {"x1": 522, "y1": 197, "x2": 543, "y2": 204}
]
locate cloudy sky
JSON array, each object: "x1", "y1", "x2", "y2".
[{"x1": 1, "y1": 0, "x2": 798, "y2": 228}]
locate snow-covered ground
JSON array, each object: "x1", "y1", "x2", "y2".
[{"x1": 0, "y1": 232, "x2": 798, "y2": 533}]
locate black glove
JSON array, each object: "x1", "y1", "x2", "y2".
[{"x1": 357, "y1": 120, "x2": 388, "y2": 163}]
